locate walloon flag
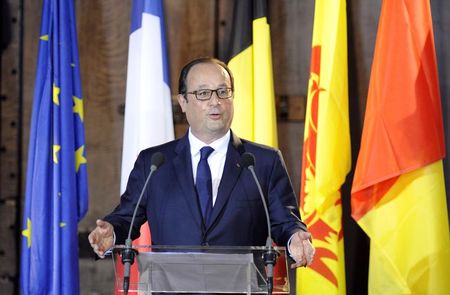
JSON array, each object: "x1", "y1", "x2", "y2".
[{"x1": 297, "y1": 0, "x2": 350, "y2": 294}]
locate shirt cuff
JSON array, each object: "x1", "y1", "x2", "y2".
[
  {"x1": 103, "y1": 231, "x2": 116, "y2": 256},
  {"x1": 287, "y1": 233, "x2": 295, "y2": 259}
]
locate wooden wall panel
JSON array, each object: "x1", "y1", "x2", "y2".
[
  {"x1": 1, "y1": 0, "x2": 25, "y2": 291},
  {"x1": 165, "y1": 0, "x2": 216, "y2": 139},
  {"x1": 22, "y1": 0, "x2": 42, "y2": 188},
  {"x1": 16, "y1": 1, "x2": 43, "y2": 292},
  {"x1": 348, "y1": 0, "x2": 381, "y2": 126},
  {"x1": 270, "y1": 1, "x2": 314, "y2": 195},
  {"x1": 165, "y1": 0, "x2": 216, "y2": 97},
  {"x1": 270, "y1": 0, "x2": 314, "y2": 97},
  {"x1": 0, "y1": 10, "x2": 20, "y2": 202},
  {"x1": 75, "y1": 0, "x2": 131, "y2": 231}
]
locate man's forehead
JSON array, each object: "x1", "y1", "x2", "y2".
[
  {"x1": 189, "y1": 62, "x2": 227, "y2": 74},
  {"x1": 187, "y1": 62, "x2": 231, "y2": 84}
]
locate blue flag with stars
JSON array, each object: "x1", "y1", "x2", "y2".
[{"x1": 21, "y1": 0, "x2": 88, "y2": 294}]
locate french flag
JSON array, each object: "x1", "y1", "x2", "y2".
[
  {"x1": 117, "y1": 1, "x2": 174, "y2": 292},
  {"x1": 121, "y1": 0, "x2": 174, "y2": 195}
]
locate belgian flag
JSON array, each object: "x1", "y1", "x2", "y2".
[{"x1": 225, "y1": 0, "x2": 277, "y2": 148}]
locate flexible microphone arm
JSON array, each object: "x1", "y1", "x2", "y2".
[
  {"x1": 240, "y1": 153, "x2": 272, "y2": 244},
  {"x1": 240, "y1": 152, "x2": 277, "y2": 295},
  {"x1": 122, "y1": 152, "x2": 165, "y2": 295}
]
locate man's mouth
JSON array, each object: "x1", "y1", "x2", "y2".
[
  {"x1": 208, "y1": 108, "x2": 222, "y2": 118},
  {"x1": 208, "y1": 112, "x2": 221, "y2": 119}
]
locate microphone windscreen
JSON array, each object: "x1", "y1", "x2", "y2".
[
  {"x1": 240, "y1": 152, "x2": 255, "y2": 168},
  {"x1": 151, "y1": 152, "x2": 165, "y2": 169}
]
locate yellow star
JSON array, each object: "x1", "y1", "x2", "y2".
[
  {"x1": 53, "y1": 84, "x2": 60, "y2": 105},
  {"x1": 22, "y1": 218, "x2": 32, "y2": 248},
  {"x1": 53, "y1": 144, "x2": 61, "y2": 163},
  {"x1": 60, "y1": 222, "x2": 66, "y2": 228},
  {"x1": 40, "y1": 35, "x2": 48, "y2": 41},
  {"x1": 75, "y1": 145, "x2": 87, "y2": 172},
  {"x1": 73, "y1": 96, "x2": 84, "y2": 122}
]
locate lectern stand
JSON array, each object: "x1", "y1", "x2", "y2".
[{"x1": 111, "y1": 245, "x2": 290, "y2": 294}]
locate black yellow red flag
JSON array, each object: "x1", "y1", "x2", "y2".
[{"x1": 225, "y1": 0, "x2": 277, "y2": 147}]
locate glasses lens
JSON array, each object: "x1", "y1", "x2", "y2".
[
  {"x1": 196, "y1": 89, "x2": 212, "y2": 100},
  {"x1": 217, "y1": 88, "x2": 232, "y2": 99}
]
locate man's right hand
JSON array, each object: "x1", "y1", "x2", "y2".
[{"x1": 88, "y1": 219, "x2": 114, "y2": 258}]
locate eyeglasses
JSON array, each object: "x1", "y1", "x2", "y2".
[{"x1": 186, "y1": 88, "x2": 233, "y2": 101}]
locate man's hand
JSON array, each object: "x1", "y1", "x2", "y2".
[
  {"x1": 88, "y1": 219, "x2": 114, "y2": 258},
  {"x1": 289, "y1": 231, "x2": 315, "y2": 269}
]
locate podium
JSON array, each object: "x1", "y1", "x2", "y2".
[{"x1": 111, "y1": 245, "x2": 290, "y2": 294}]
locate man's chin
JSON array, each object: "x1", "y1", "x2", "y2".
[{"x1": 206, "y1": 124, "x2": 228, "y2": 136}]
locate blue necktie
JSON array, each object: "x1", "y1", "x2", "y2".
[{"x1": 196, "y1": 146, "x2": 214, "y2": 224}]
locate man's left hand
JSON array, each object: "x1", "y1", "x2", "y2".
[{"x1": 289, "y1": 231, "x2": 315, "y2": 268}]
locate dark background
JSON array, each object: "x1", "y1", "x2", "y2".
[{"x1": 1, "y1": 0, "x2": 449, "y2": 294}]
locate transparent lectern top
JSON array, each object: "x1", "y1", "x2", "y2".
[{"x1": 110, "y1": 245, "x2": 290, "y2": 294}]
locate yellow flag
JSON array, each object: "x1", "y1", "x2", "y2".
[{"x1": 297, "y1": 0, "x2": 350, "y2": 294}]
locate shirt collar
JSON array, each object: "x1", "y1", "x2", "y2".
[{"x1": 188, "y1": 129, "x2": 230, "y2": 156}]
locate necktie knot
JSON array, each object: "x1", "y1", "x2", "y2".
[{"x1": 200, "y1": 146, "x2": 214, "y2": 160}]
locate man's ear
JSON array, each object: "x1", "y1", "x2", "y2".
[{"x1": 177, "y1": 94, "x2": 187, "y2": 112}]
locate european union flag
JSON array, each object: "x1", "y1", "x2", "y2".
[{"x1": 20, "y1": 0, "x2": 88, "y2": 294}]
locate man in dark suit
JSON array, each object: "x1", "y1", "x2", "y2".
[{"x1": 88, "y1": 57, "x2": 315, "y2": 268}]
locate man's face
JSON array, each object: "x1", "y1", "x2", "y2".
[{"x1": 178, "y1": 62, "x2": 234, "y2": 143}]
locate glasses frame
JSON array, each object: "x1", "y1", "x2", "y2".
[{"x1": 185, "y1": 87, "x2": 234, "y2": 101}]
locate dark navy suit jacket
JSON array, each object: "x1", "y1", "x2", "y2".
[{"x1": 105, "y1": 131, "x2": 307, "y2": 247}]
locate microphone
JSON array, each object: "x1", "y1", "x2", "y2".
[
  {"x1": 122, "y1": 152, "x2": 165, "y2": 295},
  {"x1": 240, "y1": 152, "x2": 277, "y2": 295}
]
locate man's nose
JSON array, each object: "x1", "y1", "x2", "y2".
[{"x1": 209, "y1": 92, "x2": 221, "y2": 105}]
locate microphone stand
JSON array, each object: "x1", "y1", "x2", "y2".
[
  {"x1": 263, "y1": 237, "x2": 277, "y2": 295},
  {"x1": 122, "y1": 152, "x2": 164, "y2": 295},
  {"x1": 121, "y1": 238, "x2": 136, "y2": 295},
  {"x1": 247, "y1": 162, "x2": 277, "y2": 295}
]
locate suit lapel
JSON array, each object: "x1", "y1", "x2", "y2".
[
  {"x1": 207, "y1": 132, "x2": 244, "y2": 230},
  {"x1": 173, "y1": 134, "x2": 203, "y2": 229}
]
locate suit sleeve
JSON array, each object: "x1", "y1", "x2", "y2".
[
  {"x1": 266, "y1": 150, "x2": 308, "y2": 246},
  {"x1": 103, "y1": 151, "x2": 150, "y2": 244}
]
